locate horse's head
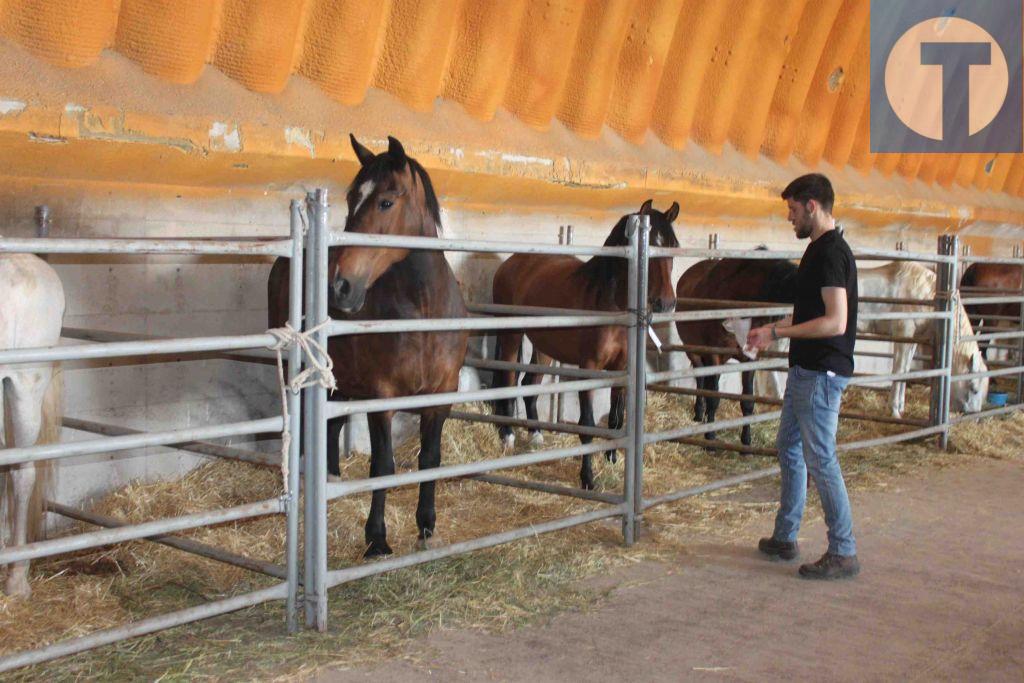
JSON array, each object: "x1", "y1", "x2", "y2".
[
  {"x1": 640, "y1": 199, "x2": 680, "y2": 313},
  {"x1": 951, "y1": 346, "x2": 989, "y2": 414},
  {"x1": 330, "y1": 134, "x2": 442, "y2": 312}
]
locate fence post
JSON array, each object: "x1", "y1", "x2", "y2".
[
  {"x1": 312, "y1": 189, "x2": 330, "y2": 631},
  {"x1": 302, "y1": 193, "x2": 317, "y2": 627},
  {"x1": 285, "y1": 200, "x2": 304, "y2": 633},
  {"x1": 548, "y1": 226, "x2": 567, "y2": 424},
  {"x1": 933, "y1": 235, "x2": 957, "y2": 449},
  {"x1": 625, "y1": 215, "x2": 651, "y2": 543}
]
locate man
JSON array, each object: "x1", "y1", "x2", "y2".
[{"x1": 746, "y1": 173, "x2": 860, "y2": 580}]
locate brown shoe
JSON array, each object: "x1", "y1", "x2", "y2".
[
  {"x1": 758, "y1": 536, "x2": 799, "y2": 561},
  {"x1": 798, "y1": 552, "x2": 860, "y2": 580}
]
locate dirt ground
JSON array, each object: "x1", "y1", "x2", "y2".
[{"x1": 319, "y1": 458, "x2": 1024, "y2": 682}]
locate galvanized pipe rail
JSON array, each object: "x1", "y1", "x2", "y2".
[
  {"x1": 14, "y1": 194, "x2": 1024, "y2": 671},
  {"x1": 46, "y1": 501, "x2": 288, "y2": 579},
  {"x1": 302, "y1": 196, "x2": 649, "y2": 633},
  {"x1": 0, "y1": 197, "x2": 306, "y2": 673}
]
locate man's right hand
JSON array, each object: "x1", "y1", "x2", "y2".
[{"x1": 746, "y1": 325, "x2": 775, "y2": 352}]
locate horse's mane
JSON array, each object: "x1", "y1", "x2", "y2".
[
  {"x1": 581, "y1": 211, "x2": 680, "y2": 291},
  {"x1": 746, "y1": 246, "x2": 798, "y2": 302},
  {"x1": 760, "y1": 259, "x2": 799, "y2": 302},
  {"x1": 349, "y1": 152, "x2": 442, "y2": 234}
]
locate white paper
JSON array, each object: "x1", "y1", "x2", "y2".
[{"x1": 723, "y1": 318, "x2": 758, "y2": 359}]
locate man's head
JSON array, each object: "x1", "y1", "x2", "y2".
[{"x1": 781, "y1": 173, "x2": 834, "y2": 239}]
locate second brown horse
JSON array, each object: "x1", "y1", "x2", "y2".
[{"x1": 491, "y1": 201, "x2": 680, "y2": 489}]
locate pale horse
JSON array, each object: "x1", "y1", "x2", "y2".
[
  {"x1": 858, "y1": 261, "x2": 987, "y2": 418},
  {"x1": 0, "y1": 254, "x2": 64, "y2": 597}
]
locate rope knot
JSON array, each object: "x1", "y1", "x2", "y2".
[{"x1": 268, "y1": 320, "x2": 337, "y2": 494}]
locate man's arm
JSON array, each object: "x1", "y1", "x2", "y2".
[{"x1": 747, "y1": 288, "x2": 847, "y2": 350}]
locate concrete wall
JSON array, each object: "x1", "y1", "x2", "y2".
[{"x1": 0, "y1": 173, "x2": 941, "y2": 517}]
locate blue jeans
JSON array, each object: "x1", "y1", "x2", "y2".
[{"x1": 773, "y1": 365, "x2": 857, "y2": 556}]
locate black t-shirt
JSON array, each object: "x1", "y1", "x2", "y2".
[{"x1": 789, "y1": 229, "x2": 858, "y2": 376}]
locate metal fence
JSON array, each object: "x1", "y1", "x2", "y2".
[
  {"x1": 4, "y1": 187, "x2": 1022, "y2": 670},
  {"x1": 639, "y1": 234, "x2": 961, "y2": 511},
  {"x1": 300, "y1": 191, "x2": 645, "y2": 630},
  {"x1": 952, "y1": 247, "x2": 1024, "y2": 424},
  {"x1": 0, "y1": 203, "x2": 306, "y2": 673}
]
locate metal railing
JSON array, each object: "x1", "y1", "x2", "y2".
[
  {"x1": 299, "y1": 191, "x2": 647, "y2": 631},
  {"x1": 0, "y1": 201, "x2": 306, "y2": 673},
  {"x1": 6, "y1": 190, "x2": 1023, "y2": 672}
]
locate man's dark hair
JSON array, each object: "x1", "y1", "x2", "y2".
[{"x1": 781, "y1": 173, "x2": 834, "y2": 213}]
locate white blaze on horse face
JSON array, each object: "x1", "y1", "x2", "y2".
[{"x1": 353, "y1": 180, "x2": 375, "y2": 216}]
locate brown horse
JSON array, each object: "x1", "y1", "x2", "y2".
[
  {"x1": 269, "y1": 135, "x2": 468, "y2": 557},
  {"x1": 491, "y1": 200, "x2": 679, "y2": 489},
  {"x1": 675, "y1": 253, "x2": 797, "y2": 447},
  {"x1": 960, "y1": 262, "x2": 1023, "y2": 360}
]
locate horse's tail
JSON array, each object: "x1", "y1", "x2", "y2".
[{"x1": 2, "y1": 366, "x2": 60, "y2": 545}]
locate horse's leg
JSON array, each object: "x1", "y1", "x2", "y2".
[
  {"x1": 578, "y1": 388, "x2": 597, "y2": 490},
  {"x1": 3, "y1": 372, "x2": 47, "y2": 597},
  {"x1": 690, "y1": 355, "x2": 705, "y2": 422},
  {"x1": 364, "y1": 410, "x2": 395, "y2": 558},
  {"x1": 891, "y1": 342, "x2": 915, "y2": 418},
  {"x1": 522, "y1": 349, "x2": 546, "y2": 446},
  {"x1": 605, "y1": 386, "x2": 625, "y2": 463},
  {"x1": 415, "y1": 408, "x2": 447, "y2": 550},
  {"x1": 492, "y1": 332, "x2": 523, "y2": 452},
  {"x1": 703, "y1": 371, "x2": 722, "y2": 445},
  {"x1": 326, "y1": 414, "x2": 347, "y2": 479},
  {"x1": 740, "y1": 368, "x2": 755, "y2": 447}
]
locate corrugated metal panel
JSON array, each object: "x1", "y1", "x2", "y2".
[{"x1": 0, "y1": 0, "x2": 1014, "y2": 196}]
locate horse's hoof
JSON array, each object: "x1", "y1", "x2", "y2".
[
  {"x1": 327, "y1": 473, "x2": 343, "y2": 483},
  {"x1": 363, "y1": 540, "x2": 393, "y2": 559},
  {"x1": 502, "y1": 433, "x2": 515, "y2": 453},
  {"x1": 3, "y1": 576, "x2": 30, "y2": 598},
  {"x1": 605, "y1": 450, "x2": 617, "y2": 464},
  {"x1": 415, "y1": 534, "x2": 444, "y2": 551},
  {"x1": 529, "y1": 431, "x2": 544, "y2": 447},
  {"x1": 580, "y1": 478, "x2": 596, "y2": 491}
]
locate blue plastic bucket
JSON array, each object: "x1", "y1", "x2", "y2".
[{"x1": 988, "y1": 391, "x2": 1008, "y2": 407}]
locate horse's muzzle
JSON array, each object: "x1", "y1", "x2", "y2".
[
  {"x1": 650, "y1": 297, "x2": 676, "y2": 314},
  {"x1": 330, "y1": 276, "x2": 367, "y2": 313}
]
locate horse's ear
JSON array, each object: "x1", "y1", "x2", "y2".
[
  {"x1": 387, "y1": 136, "x2": 407, "y2": 165},
  {"x1": 350, "y1": 134, "x2": 374, "y2": 167},
  {"x1": 665, "y1": 201, "x2": 680, "y2": 223},
  {"x1": 639, "y1": 199, "x2": 653, "y2": 215}
]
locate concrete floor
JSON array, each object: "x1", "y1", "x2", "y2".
[{"x1": 320, "y1": 458, "x2": 1024, "y2": 682}]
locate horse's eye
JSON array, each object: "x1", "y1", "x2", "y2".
[{"x1": 379, "y1": 199, "x2": 393, "y2": 210}]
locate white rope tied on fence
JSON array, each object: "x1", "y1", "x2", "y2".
[{"x1": 267, "y1": 321, "x2": 336, "y2": 494}]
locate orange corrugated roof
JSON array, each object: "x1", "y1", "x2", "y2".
[{"x1": 0, "y1": 0, "x2": 1019, "y2": 196}]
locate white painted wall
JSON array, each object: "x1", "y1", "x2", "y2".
[{"x1": 0, "y1": 176, "x2": 937, "y2": 520}]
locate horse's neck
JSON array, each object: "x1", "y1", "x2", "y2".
[
  {"x1": 578, "y1": 255, "x2": 629, "y2": 309},
  {"x1": 372, "y1": 250, "x2": 464, "y2": 316}
]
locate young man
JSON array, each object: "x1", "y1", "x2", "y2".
[{"x1": 746, "y1": 173, "x2": 860, "y2": 580}]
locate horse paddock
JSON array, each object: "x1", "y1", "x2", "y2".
[
  {"x1": 1, "y1": 383, "x2": 1021, "y2": 679},
  {"x1": 0, "y1": 191, "x2": 1021, "y2": 674}
]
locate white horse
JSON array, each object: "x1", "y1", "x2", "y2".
[
  {"x1": 0, "y1": 254, "x2": 64, "y2": 597},
  {"x1": 858, "y1": 261, "x2": 987, "y2": 418}
]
